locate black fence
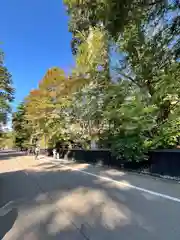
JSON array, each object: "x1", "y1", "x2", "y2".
[
  {"x1": 149, "y1": 149, "x2": 180, "y2": 177},
  {"x1": 46, "y1": 148, "x2": 180, "y2": 177},
  {"x1": 47, "y1": 148, "x2": 150, "y2": 170},
  {"x1": 64, "y1": 149, "x2": 112, "y2": 165}
]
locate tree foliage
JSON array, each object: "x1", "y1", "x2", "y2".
[
  {"x1": 16, "y1": 1, "x2": 180, "y2": 161},
  {"x1": 0, "y1": 48, "x2": 14, "y2": 127},
  {"x1": 0, "y1": 131, "x2": 14, "y2": 149},
  {"x1": 12, "y1": 103, "x2": 31, "y2": 149}
]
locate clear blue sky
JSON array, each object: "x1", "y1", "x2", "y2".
[{"x1": 1, "y1": 0, "x2": 74, "y2": 110}]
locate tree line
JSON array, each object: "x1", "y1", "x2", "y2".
[
  {"x1": 12, "y1": 0, "x2": 180, "y2": 161},
  {"x1": 0, "y1": 46, "x2": 14, "y2": 148}
]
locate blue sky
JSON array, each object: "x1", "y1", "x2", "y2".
[{"x1": 1, "y1": 0, "x2": 74, "y2": 110}]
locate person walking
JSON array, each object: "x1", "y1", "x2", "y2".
[
  {"x1": 56, "y1": 148, "x2": 60, "y2": 160},
  {"x1": 53, "y1": 148, "x2": 57, "y2": 159},
  {"x1": 35, "y1": 146, "x2": 40, "y2": 160}
]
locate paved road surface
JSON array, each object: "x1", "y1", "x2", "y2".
[{"x1": 0, "y1": 151, "x2": 180, "y2": 239}]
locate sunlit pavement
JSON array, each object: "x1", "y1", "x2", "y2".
[{"x1": 0, "y1": 151, "x2": 180, "y2": 239}]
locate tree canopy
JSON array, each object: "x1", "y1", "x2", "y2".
[
  {"x1": 12, "y1": 103, "x2": 32, "y2": 149},
  {"x1": 0, "y1": 48, "x2": 14, "y2": 128},
  {"x1": 13, "y1": 1, "x2": 180, "y2": 160}
]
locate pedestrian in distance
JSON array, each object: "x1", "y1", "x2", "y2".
[
  {"x1": 35, "y1": 146, "x2": 40, "y2": 160},
  {"x1": 53, "y1": 148, "x2": 57, "y2": 159}
]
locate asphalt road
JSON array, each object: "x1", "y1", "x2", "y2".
[{"x1": 0, "y1": 151, "x2": 180, "y2": 239}]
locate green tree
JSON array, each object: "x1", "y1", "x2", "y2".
[
  {"x1": 63, "y1": 0, "x2": 180, "y2": 160},
  {"x1": 12, "y1": 103, "x2": 31, "y2": 149},
  {"x1": 18, "y1": 0, "x2": 180, "y2": 159},
  {"x1": 63, "y1": 0, "x2": 166, "y2": 52},
  {"x1": 0, "y1": 48, "x2": 14, "y2": 127},
  {"x1": 0, "y1": 131, "x2": 14, "y2": 149}
]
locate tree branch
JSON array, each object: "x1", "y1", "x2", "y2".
[{"x1": 119, "y1": 72, "x2": 142, "y2": 89}]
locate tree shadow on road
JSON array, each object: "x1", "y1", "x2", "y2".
[
  {"x1": 0, "y1": 159, "x2": 179, "y2": 239},
  {"x1": 0, "y1": 208, "x2": 18, "y2": 239},
  {"x1": 0, "y1": 152, "x2": 26, "y2": 161}
]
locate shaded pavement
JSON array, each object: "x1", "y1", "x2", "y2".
[{"x1": 0, "y1": 151, "x2": 180, "y2": 239}]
